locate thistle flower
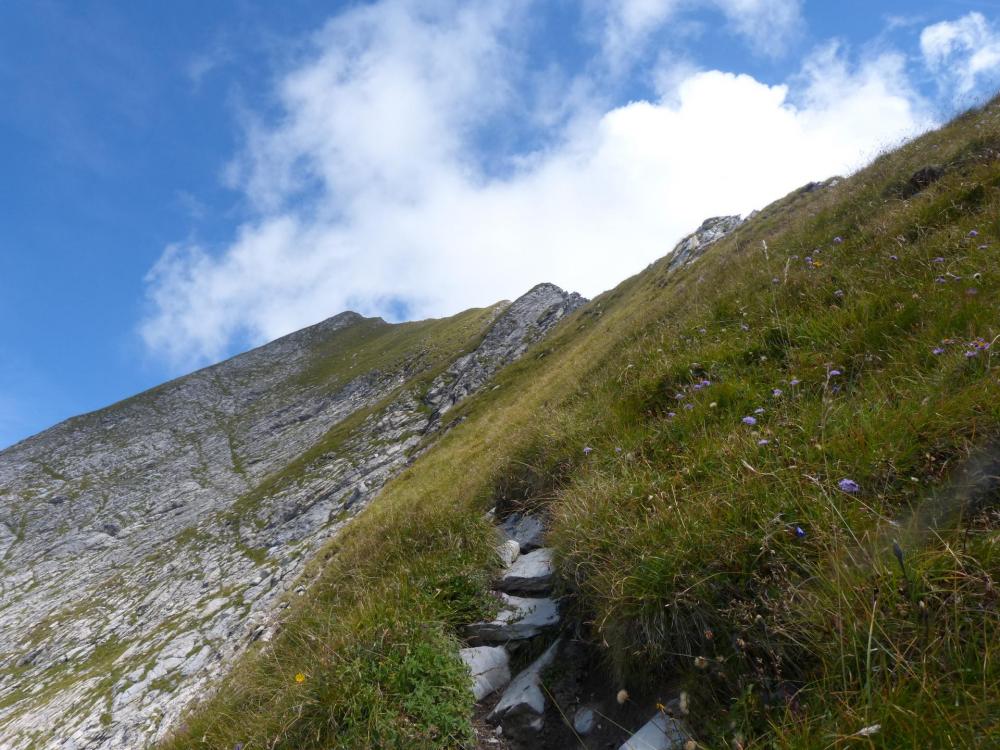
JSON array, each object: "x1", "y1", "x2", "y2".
[
  {"x1": 838, "y1": 478, "x2": 861, "y2": 493},
  {"x1": 742, "y1": 416, "x2": 757, "y2": 426}
]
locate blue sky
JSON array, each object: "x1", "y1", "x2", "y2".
[{"x1": 1, "y1": 0, "x2": 999, "y2": 448}]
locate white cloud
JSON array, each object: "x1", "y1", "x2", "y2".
[
  {"x1": 141, "y1": 0, "x2": 933, "y2": 370},
  {"x1": 921, "y1": 12, "x2": 1000, "y2": 98},
  {"x1": 598, "y1": 0, "x2": 803, "y2": 69}
]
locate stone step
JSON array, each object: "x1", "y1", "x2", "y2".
[
  {"x1": 497, "y1": 547, "x2": 554, "y2": 594},
  {"x1": 619, "y1": 713, "x2": 690, "y2": 750},
  {"x1": 459, "y1": 645, "x2": 511, "y2": 701},
  {"x1": 466, "y1": 594, "x2": 560, "y2": 643},
  {"x1": 488, "y1": 638, "x2": 561, "y2": 740},
  {"x1": 500, "y1": 513, "x2": 546, "y2": 553}
]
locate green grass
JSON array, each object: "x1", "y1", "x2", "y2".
[{"x1": 163, "y1": 99, "x2": 1000, "y2": 748}]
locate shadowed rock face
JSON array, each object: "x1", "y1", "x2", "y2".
[{"x1": 0, "y1": 284, "x2": 585, "y2": 750}]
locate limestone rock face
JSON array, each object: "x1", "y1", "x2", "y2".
[
  {"x1": 0, "y1": 284, "x2": 584, "y2": 749},
  {"x1": 666, "y1": 215, "x2": 743, "y2": 271}
]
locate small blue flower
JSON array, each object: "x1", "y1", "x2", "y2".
[
  {"x1": 757, "y1": 439, "x2": 770, "y2": 446},
  {"x1": 794, "y1": 526, "x2": 807, "y2": 538},
  {"x1": 828, "y1": 369, "x2": 842, "y2": 377},
  {"x1": 833, "y1": 236, "x2": 843, "y2": 244},
  {"x1": 683, "y1": 403, "x2": 694, "y2": 411},
  {"x1": 583, "y1": 446, "x2": 593, "y2": 455},
  {"x1": 969, "y1": 229, "x2": 979, "y2": 238},
  {"x1": 772, "y1": 388, "x2": 783, "y2": 397},
  {"x1": 889, "y1": 255, "x2": 899, "y2": 261},
  {"x1": 934, "y1": 276, "x2": 947, "y2": 284},
  {"x1": 667, "y1": 411, "x2": 677, "y2": 419},
  {"x1": 838, "y1": 478, "x2": 861, "y2": 493},
  {"x1": 742, "y1": 416, "x2": 757, "y2": 426},
  {"x1": 965, "y1": 350, "x2": 978, "y2": 358},
  {"x1": 790, "y1": 378, "x2": 800, "y2": 386},
  {"x1": 932, "y1": 347, "x2": 945, "y2": 355},
  {"x1": 933, "y1": 257, "x2": 945, "y2": 263}
]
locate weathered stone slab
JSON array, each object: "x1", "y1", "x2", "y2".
[
  {"x1": 466, "y1": 594, "x2": 560, "y2": 643},
  {"x1": 459, "y1": 646, "x2": 511, "y2": 701},
  {"x1": 497, "y1": 538, "x2": 520, "y2": 567},
  {"x1": 500, "y1": 514, "x2": 546, "y2": 552},
  {"x1": 620, "y1": 713, "x2": 690, "y2": 750},
  {"x1": 498, "y1": 548, "x2": 554, "y2": 594},
  {"x1": 488, "y1": 639, "x2": 560, "y2": 739}
]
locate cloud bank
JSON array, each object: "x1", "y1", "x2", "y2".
[{"x1": 142, "y1": 0, "x2": 942, "y2": 369}]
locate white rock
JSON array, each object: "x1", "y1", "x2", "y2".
[
  {"x1": 466, "y1": 594, "x2": 560, "y2": 643},
  {"x1": 574, "y1": 706, "x2": 596, "y2": 734},
  {"x1": 488, "y1": 639, "x2": 560, "y2": 738},
  {"x1": 459, "y1": 646, "x2": 511, "y2": 701},
  {"x1": 497, "y1": 539, "x2": 520, "y2": 567},
  {"x1": 498, "y1": 548, "x2": 554, "y2": 594},
  {"x1": 500, "y1": 514, "x2": 546, "y2": 552},
  {"x1": 620, "y1": 713, "x2": 690, "y2": 750}
]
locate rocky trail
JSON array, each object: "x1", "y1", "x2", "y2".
[{"x1": 460, "y1": 511, "x2": 694, "y2": 750}]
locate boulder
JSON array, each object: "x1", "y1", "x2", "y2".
[
  {"x1": 497, "y1": 538, "x2": 520, "y2": 567},
  {"x1": 488, "y1": 639, "x2": 560, "y2": 739},
  {"x1": 498, "y1": 548, "x2": 554, "y2": 594},
  {"x1": 459, "y1": 646, "x2": 511, "y2": 701}
]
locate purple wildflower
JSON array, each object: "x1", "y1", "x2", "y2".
[
  {"x1": 794, "y1": 526, "x2": 807, "y2": 538},
  {"x1": 932, "y1": 347, "x2": 945, "y2": 355},
  {"x1": 828, "y1": 369, "x2": 842, "y2": 377},
  {"x1": 971, "y1": 338, "x2": 990, "y2": 351},
  {"x1": 757, "y1": 439, "x2": 770, "y2": 446},
  {"x1": 967, "y1": 288, "x2": 979, "y2": 296},
  {"x1": 683, "y1": 403, "x2": 694, "y2": 411},
  {"x1": 965, "y1": 350, "x2": 978, "y2": 358},
  {"x1": 583, "y1": 446, "x2": 593, "y2": 455},
  {"x1": 615, "y1": 447, "x2": 622, "y2": 454},
  {"x1": 742, "y1": 416, "x2": 757, "y2": 426},
  {"x1": 740, "y1": 323, "x2": 750, "y2": 331},
  {"x1": 772, "y1": 388, "x2": 783, "y2": 397},
  {"x1": 935, "y1": 276, "x2": 947, "y2": 284},
  {"x1": 675, "y1": 392, "x2": 685, "y2": 400},
  {"x1": 790, "y1": 378, "x2": 801, "y2": 386},
  {"x1": 838, "y1": 478, "x2": 861, "y2": 494},
  {"x1": 754, "y1": 407, "x2": 765, "y2": 415},
  {"x1": 978, "y1": 244, "x2": 989, "y2": 250},
  {"x1": 834, "y1": 289, "x2": 844, "y2": 298},
  {"x1": 933, "y1": 257, "x2": 945, "y2": 263},
  {"x1": 831, "y1": 385, "x2": 842, "y2": 394},
  {"x1": 700, "y1": 379, "x2": 712, "y2": 387},
  {"x1": 667, "y1": 412, "x2": 676, "y2": 419},
  {"x1": 969, "y1": 229, "x2": 979, "y2": 238},
  {"x1": 805, "y1": 256, "x2": 814, "y2": 265},
  {"x1": 889, "y1": 255, "x2": 899, "y2": 261},
  {"x1": 772, "y1": 277, "x2": 781, "y2": 284},
  {"x1": 833, "y1": 236, "x2": 843, "y2": 244}
]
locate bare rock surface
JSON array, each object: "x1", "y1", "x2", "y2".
[
  {"x1": 460, "y1": 646, "x2": 511, "y2": 701},
  {"x1": 498, "y1": 548, "x2": 554, "y2": 594},
  {"x1": 466, "y1": 594, "x2": 560, "y2": 644},
  {"x1": 488, "y1": 639, "x2": 561, "y2": 739},
  {"x1": 619, "y1": 714, "x2": 690, "y2": 750},
  {"x1": 500, "y1": 513, "x2": 546, "y2": 553},
  {"x1": 0, "y1": 285, "x2": 585, "y2": 749}
]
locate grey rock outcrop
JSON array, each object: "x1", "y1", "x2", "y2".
[
  {"x1": 500, "y1": 513, "x2": 546, "y2": 553},
  {"x1": 666, "y1": 215, "x2": 743, "y2": 271},
  {"x1": 0, "y1": 285, "x2": 584, "y2": 749}
]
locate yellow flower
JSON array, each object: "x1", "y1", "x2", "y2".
[{"x1": 294, "y1": 672, "x2": 306, "y2": 683}]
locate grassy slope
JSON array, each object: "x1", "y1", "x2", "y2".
[{"x1": 164, "y1": 101, "x2": 1000, "y2": 748}]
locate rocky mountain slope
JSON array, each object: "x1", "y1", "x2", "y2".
[{"x1": 0, "y1": 283, "x2": 584, "y2": 749}]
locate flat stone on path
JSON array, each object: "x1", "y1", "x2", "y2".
[
  {"x1": 619, "y1": 713, "x2": 690, "y2": 750},
  {"x1": 459, "y1": 646, "x2": 511, "y2": 701},
  {"x1": 500, "y1": 514, "x2": 546, "y2": 552},
  {"x1": 498, "y1": 548, "x2": 554, "y2": 594},
  {"x1": 488, "y1": 639, "x2": 561, "y2": 739},
  {"x1": 465, "y1": 594, "x2": 560, "y2": 643}
]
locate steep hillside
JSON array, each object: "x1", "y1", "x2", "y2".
[
  {"x1": 161, "y1": 98, "x2": 1000, "y2": 749},
  {"x1": 0, "y1": 284, "x2": 584, "y2": 748}
]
